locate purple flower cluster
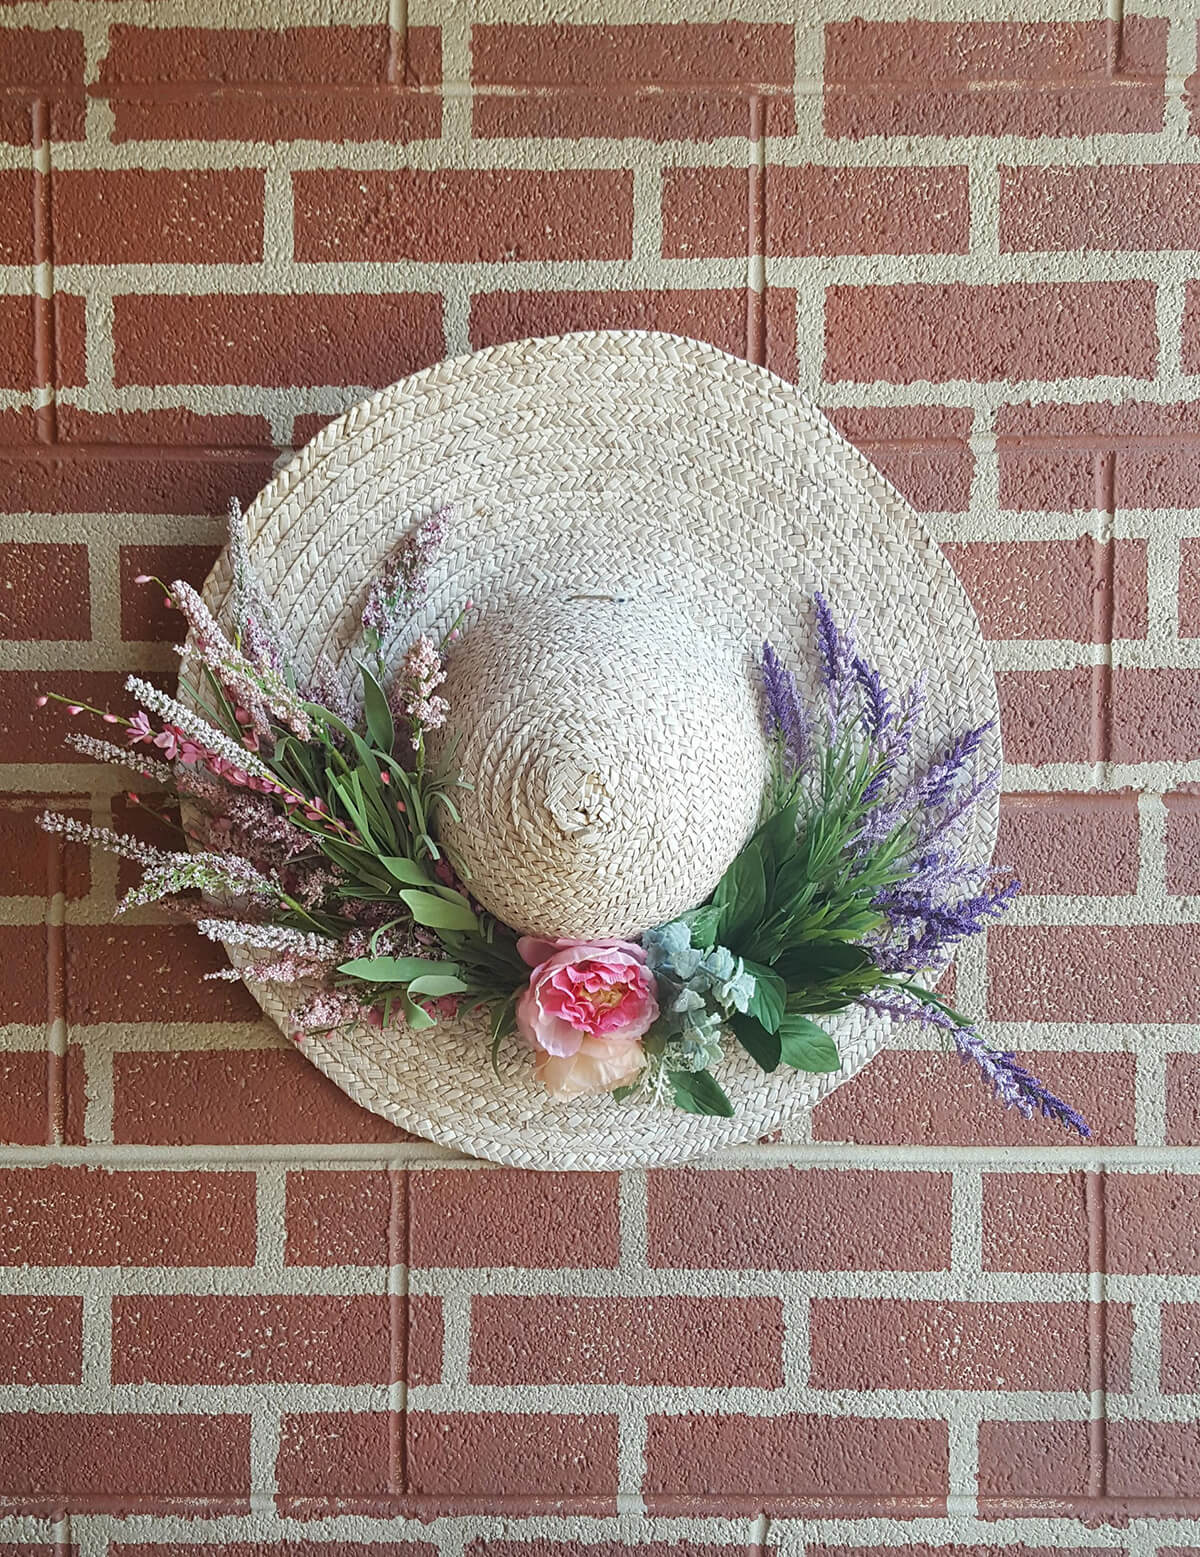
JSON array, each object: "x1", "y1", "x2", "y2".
[
  {"x1": 362, "y1": 507, "x2": 450, "y2": 638},
  {"x1": 761, "y1": 640, "x2": 810, "y2": 776}
]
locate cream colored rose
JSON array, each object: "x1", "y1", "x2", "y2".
[{"x1": 534, "y1": 1034, "x2": 646, "y2": 1100}]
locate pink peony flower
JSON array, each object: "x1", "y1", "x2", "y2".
[
  {"x1": 534, "y1": 1034, "x2": 647, "y2": 1100},
  {"x1": 515, "y1": 938, "x2": 658, "y2": 1061}
]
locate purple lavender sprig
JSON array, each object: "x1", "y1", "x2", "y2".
[
  {"x1": 871, "y1": 874, "x2": 1020, "y2": 972},
  {"x1": 813, "y1": 591, "x2": 857, "y2": 738},
  {"x1": 951, "y1": 1022, "x2": 1091, "y2": 1139},
  {"x1": 761, "y1": 641, "x2": 811, "y2": 777}
]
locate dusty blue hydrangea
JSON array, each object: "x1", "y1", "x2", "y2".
[{"x1": 643, "y1": 920, "x2": 757, "y2": 1063}]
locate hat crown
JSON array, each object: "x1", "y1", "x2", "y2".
[{"x1": 429, "y1": 596, "x2": 768, "y2": 940}]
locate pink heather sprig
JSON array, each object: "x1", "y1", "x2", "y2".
[
  {"x1": 119, "y1": 848, "x2": 278, "y2": 912},
  {"x1": 205, "y1": 953, "x2": 333, "y2": 985},
  {"x1": 291, "y1": 988, "x2": 365, "y2": 1037},
  {"x1": 170, "y1": 579, "x2": 312, "y2": 740},
  {"x1": 124, "y1": 678, "x2": 277, "y2": 784},
  {"x1": 362, "y1": 506, "x2": 450, "y2": 643},
  {"x1": 391, "y1": 633, "x2": 448, "y2": 749}
]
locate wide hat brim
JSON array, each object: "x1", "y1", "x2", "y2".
[{"x1": 200, "y1": 330, "x2": 999, "y2": 1169}]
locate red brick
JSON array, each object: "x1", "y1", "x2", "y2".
[
  {"x1": 0, "y1": 542, "x2": 89, "y2": 639},
  {"x1": 984, "y1": 1171, "x2": 1089, "y2": 1272},
  {"x1": 826, "y1": 405, "x2": 974, "y2": 513},
  {"x1": 472, "y1": 23, "x2": 792, "y2": 141},
  {"x1": 1001, "y1": 164, "x2": 1200, "y2": 252},
  {"x1": 0, "y1": 796, "x2": 90, "y2": 898},
  {"x1": 813, "y1": 1048, "x2": 1133, "y2": 1147},
  {"x1": 294, "y1": 169, "x2": 632, "y2": 263},
  {"x1": 1105, "y1": 1172, "x2": 1200, "y2": 1274},
  {"x1": 286, "y1": 1170, "x2": 394, "y2": 1267},
  {"x1": 826, "y1": 18, "x2": 1167, "y2": 140},
  {"x1": 1162, "y1": 1303, "x2": 1200, "y2": 1392},
  {"x1": 115, "y1": 292, "x2": 443, "y2": 388},
  {"x1": 810, "y1": 1547, "x2": 1113, "y2": 1557},
  {"x1": 1111, "y1": 668, "x2": 1200, "y2": 762},
  {"x1": 996, "y1": 792, "x2": 1140, "y2": 893},
  {"x1": 112, "y1": 1295, "x2": 440, "y2": 1385},
  {"x1": 1165, "y1": 787, "x2": 1200, "y2": 897},
  {"x1": 991, "y1": 924, "x2": 1200, "y2": 1024},
  {"x1": 471, "y1": 288, "x2": 749, "y2": 363},
  {"x1": 0, "y1": 170, "x2": 33, "y2": 263},
  {"x1": 0, "y1": 28, "x2": 85, "y2": 144},
  {"x1": 120, "y1": 543, "x2": 221, "y2": 641},
  {"x1": 643, "y1": 1413, "x2": 947, "y2": 1515},
  {"x1": 998, "y1": 399, "x2": 1200, "y2": 512},
  {"x1": 0, "y1": 294, "x2": 85, "y2": 393},
  {"x1": 0, "y1": 1296, "x2": 81, "y2": 1384},
  {"x1": 0, "y1": 1166, "x2": 256, "y2": 1266},
  {"x1": 810, "y1": 1299, "x2": 1129, "y2": 1392},
  {"x1": 0, "y1": 1045, "x2": 86, "y2": 1146},
  {"x1": 997, "y1": 667, "x2": 1103, "y2": 765},
  {"x1": 1167, "y1": 1052, "x2": 1200, "y2": 1144},
  {"x1": 410, "y1": 1169, "x2": 619, "y2": 1268},
  {"x1": 1183, "y1": 541, "x2": 1200, "y2": 635},
  {"x1": 945, "y1": 539, "x2": 1146, "y2": 641},
  {"x1": 648, "y1": 1168, "x2": 950, "y2": 1270},
  {"x1": 115, "y1": 1048, "x2": 411, "y2": 1146},
  {"x1": 53, "y1": 169, "x2": 263, "y2": 265},
  {"x1": 0, "y1": 448, "x2": 276, "y2": 517},
  {"x1": 664, "y1": 165, "x2": 968, "y2": 259},
  {"x1": 276, "y1": 1411, "x2": 619, "y2": 1516},
  {"x1": 0, "y1": 1412, "x2": 250, "y2": 1514},
  {"x1": 0, "y1": 925, "x2": 50, "y2": 1022},
  {"x1": 470, "y1": 1296, "x2": 782, "y2": 1387},
  {"x1": 292, "y1": 411, "x2": 339, "y2": 448},
  {"x1": 67, "y1": 925, "x2": 259, "y2": 1023},
  {"x1": 98, "y1": 26, "x2": 440, "y2": 143},
  {"x1": 978, "y1": 1419, "x2": 1200, "y2": 1516},
  {"x1": 825, "y1": 282, "x2": 1157, "y2": 385}
]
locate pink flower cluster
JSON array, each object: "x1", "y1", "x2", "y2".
[
  {"x1": 515, "y1": 938, "x2": 659, "y2": 1100},
  {"x1": 392, "y1": 634, "x2": 449, "y2": 749},
  {"x1": 127, "y1": 712, "x2": 273, "y2": 794}
]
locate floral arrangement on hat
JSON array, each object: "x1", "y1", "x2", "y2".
[{"x1": 38, "y1": 500, "x2": 1088, "y2": 1140}]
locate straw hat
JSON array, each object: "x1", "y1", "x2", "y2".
[{"x1": 201, "y1": 331, "x2": 999, "y2": 1168}]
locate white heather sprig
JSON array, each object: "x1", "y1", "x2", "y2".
[
  {"x1": 125, "y1": 677, "x2": 276, "y2": 783},
  {"x1": 227, "y1": 495, "x2": 284, "y2": 671},
  {"x1": 38, "y1": 811, "x2": 172, "y2": 867},
  {"x1": 206, "y1": 954, "x2": 332, "y2": 984},
  {"x1": 119, "y1": 849, "x2": 278, "y2": 912},
  {"x1": 196, "y1": 919, "x2": 341, "y2": 961},
  {"x1": 171, "y1": 579, "x2": 312, "y2": 740},
  {"x1": 65, "y1": 733, "x2": 175, "y2": 785}
]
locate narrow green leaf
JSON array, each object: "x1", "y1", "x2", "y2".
[
  {"x1": 360, "y1": 663, "x2": 395, "y2": 754},
  {"x1": 337, "y1": 955, "x2": 454, "y2": 983},
  {"x1": 777, "y1": 1014, "x2": 841, "y2": 1073},
  {"x1": 398, "y1": 888, "x2": 478, "y2": 932},
  {"x1": 741, "y1": 960, "x2": 787, "y2": 1034},
  {"x1": 669, "y1": 1068, "x2": 735, "y2": 1117},
  {"x1": 730, "y1": 1012, "x2": 781, "y2": 1073}
]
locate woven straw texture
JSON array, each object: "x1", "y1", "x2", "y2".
[{"x1": 198, "y1": 330, "x2": 999, "y2": 1170}]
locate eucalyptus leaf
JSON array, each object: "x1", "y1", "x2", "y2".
[
  {"x1": 777, "y1": 1014, "x2": 841, "y2": 1072},
  {"x1": 398, "y1": 888, "x2": 478, "y2": 932},
  {"x1": 337, "y1": 955, "x2": 456, "y2": 983},
  {"x1": 406, "y1": 972, "x2": 470, "y2": 997}
]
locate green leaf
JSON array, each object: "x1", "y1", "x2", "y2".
[
  {"x1": 669, "y1": 1068, "x2": 735, "y2": 1117},
  {"x1": 730, "y1": 1013, "x2": 781, "y2": 1073},
  {"x1": 337, "y1": 955, "x2": 457, "y2": 983},
  {"x1": 398, "y1": 888, "x2": 478, "y2": 933},
  {"x1": 777, "y1": 1014, "x2": 841, "y2": 1072},
  {"x1": 318, "y1": 838, "x2": 397, "y2": 893},
  {"x1": 683, "y1": 903, "x2": 723, "y2": 950},
  {"x1": 741, "y1": 959, "x2": 787, "y2": 1033},
  {"x1": 360, "y1": 663, "x2": 395, "y2": 754},
  {"x1": 713, "y1": 839, "x2": 767, "y2": 949},
  {"x1": 406, "y1": 972, "x2": 469, "y2": 997},
  {"x1": 378, "y1": 855, "x2": 434, "y2": 888},
  {"x1": 610, "y1": 1082, "x2": 641, "y2": 1103},
  {"x1": 773, "y1": 940, "x2": 872, "y2": 985},
  {"x1": 400, "y1": 992, "x2": 437, "y2": 1030},
  {"x1": 489, "y1": 992, "x2": 518, "y2": 1080}
]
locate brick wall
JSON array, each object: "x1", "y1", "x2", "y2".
[{"x1": 1, "y1": 0, "x2": 1199, "y2": 1549}]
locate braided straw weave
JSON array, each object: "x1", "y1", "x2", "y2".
[{"x1": 198, "y1": 331, "x2": 1000, "y2": 1170}]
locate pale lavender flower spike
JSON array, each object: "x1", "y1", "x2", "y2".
[{"x1": 761, "y1": 641, "x2": 810, "y2": 776}]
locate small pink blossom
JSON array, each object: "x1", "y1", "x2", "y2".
[
  {"x1": 126, "y1": 711, "x2": 153, "y2": 745},
  {"x1": 516, "y1": 937, "x2": 658, "y2": 1067}
]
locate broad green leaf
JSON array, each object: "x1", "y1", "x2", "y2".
[
  {"x1": 337, "y1": 955, "x2": 456, "y2": 983},
  {"x1": 774, "y1": 940, "x2": 872, "y2": 985},
  {"x1": 670, "y1": 1068, "x2": 735, "y2": 1117},
  {"x1": 360, "y1": 663, "x2": 395, "y2": 754},
  {"x1": 731, "y1": 1012, "x2": 781, "y2": 1073},
  {"x1": 683, "y1": 903, "x2": 722, "y2": 950},
  {"x1": 378, "y1": 855, "x2": 434, "y2": 888},
  {"x1": 716, "y1": 840, "x2": 768, "y2": 949},
  {"x1": 741, "y1": 960, "x2": 786, "y2": 1034},
  {"x1": 777, "y1": 1014, "x2": 841, "y2": 1072},
  {"x1": 401, "y1": 992, "x2": 437, "y2": 1030},
  {"x1": 406, "y1": 972, "x2": 470, "y2": 997},
  {"x1": 398, "y1": 888, "x2": 478, "y2": 932}
]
